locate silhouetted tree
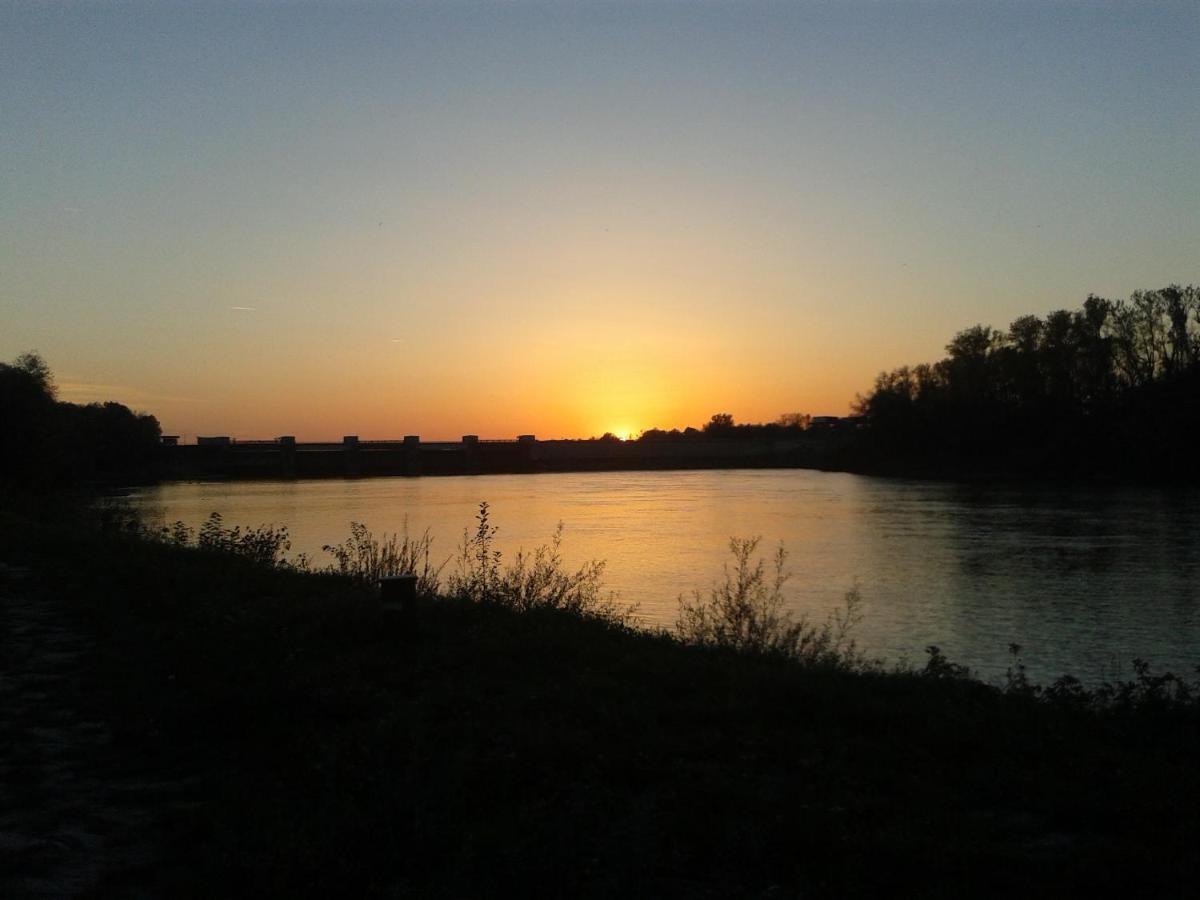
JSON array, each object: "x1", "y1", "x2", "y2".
[
  {"x1": 776, "y1": 412, "x2": 811, "y2": 430},
  {"x1": 11, "y1": 351, "x2": 56, "y2": 397},
  {"x1": 1, "y1": 351, "x2": 59, "y2": 486},
  {"x1": 0, "y1": 352, "x2": 161, "y2": 489},
  {"x1": 851, "y1": 286, "x2": 1200, "y2": 481}
]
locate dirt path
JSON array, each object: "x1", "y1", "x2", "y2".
[{"x1": 0, "y1": 577, "x2": 198, "y2": 896}]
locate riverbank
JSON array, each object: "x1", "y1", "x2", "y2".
[{"x1": 1, "y1": 506, "x2": 1197, "y2": 897}]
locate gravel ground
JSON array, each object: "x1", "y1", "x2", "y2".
[{"x1": 0, "y1": 571, "x2": 199, "y2": 897}]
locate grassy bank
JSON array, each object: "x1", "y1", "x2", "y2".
[{"x1": 1, "y1": 505, "x2": 1197, "y2": 898}]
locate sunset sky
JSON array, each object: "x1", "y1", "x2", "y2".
[{"x1": 3, "y1": 1, "x2": 1197, "y2": 441}]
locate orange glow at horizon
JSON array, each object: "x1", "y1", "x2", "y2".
[
  {"x1": 63, "y1": 307, "x2": 872, "y2": 443},
  {"x1": 46, "y1": 273, "x2": 906, "y2": 443},
  {"x1": 605, "y1": 427, "x2": 636, "y2": 441}
]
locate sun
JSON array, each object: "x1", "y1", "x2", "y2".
[{"x1": 607, "y1": 426, "x2": 637, "y2": 441}]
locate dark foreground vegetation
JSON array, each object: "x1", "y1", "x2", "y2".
[{"x1": 1, "y1": 500, "x2": 1196, "y2": 898}]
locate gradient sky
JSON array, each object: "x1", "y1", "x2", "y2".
[{"x1": 3, "y1": 1, "x2": 1197, "y2": 441}]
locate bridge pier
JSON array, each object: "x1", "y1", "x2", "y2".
[
  {"x1": 462, "y1": 434, "x2": 479, "y2": 475},
  {"x1": 403, "y1": 435, "x2": 421, "y2": 476},
  {"x1": 279, "y1": 435, "x2": 297, "y2": 478},
  {"x1": 343, "y1": 435, "x2": 361, "y2": 477},
  {"x1": 518, "y1": 434, "x2": 536, "y2": 472}
]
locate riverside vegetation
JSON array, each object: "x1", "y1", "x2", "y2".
[
  {"x1": 1, "y1": 499, "x2": 1197, "y2": 897},
  {"x1": 145, "y1": 503, "x2": 1200, "y2": 709}
]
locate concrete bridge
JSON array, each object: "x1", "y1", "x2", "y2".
[{"x1": 161, "y1": 434, "x2": 829, "y2": 480}]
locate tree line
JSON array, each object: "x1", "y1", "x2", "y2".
[
  {"x1": 850, "y1": 285, "x2": 1200, "y2": 480},
  {"x1": 1, "y1": 352, "x2": 161, "y2": 489},
  {"x1": 629, "y1": 413, "x2": 814, "y2": 442}
]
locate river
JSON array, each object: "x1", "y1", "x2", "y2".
[{"x1": 119, "y1": 469, "x2": 1200, "y2": 683}]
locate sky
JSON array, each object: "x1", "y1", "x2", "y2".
[{"x1": 2, "y1": 1, "x2": 1197, "y2": 441}]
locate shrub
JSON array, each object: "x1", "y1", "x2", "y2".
[
  {"x1": 322, "y1": 520, "x2": 446, "y2": 597},
  {"x1": 157, "y1": 511, "x2": 294, "y2": 569},
  {"x1": 676, "y1": 536, "x2": 864, "y2": 667},
  {"x1": 446, "y1": 501, "x2": 502, "y2": 603},
  {"x1": 920, "y1": 645, "x2": 971, "y2": 680},
  {"x1": 1003, "y1": 643, "x2": 1037, "y2": 697},
  {"x1": 446, "y1": 502, "x2": 631, "y2": 625},
  {"x1": 1093, "y1": 659, "x2": 1198, "y2": 711}
]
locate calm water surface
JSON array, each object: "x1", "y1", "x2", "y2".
[{"x1": 121, "y1": 470, "x2": 1200, "y2": 682}]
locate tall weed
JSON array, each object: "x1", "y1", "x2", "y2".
[
  {"x1": 676, "y1": 536, "x2": 864, "y2": 668},
  {"x1": 447, "y1": 502, "x2": 631, "y2": 625},
  {"x1": 322, "y1": 520, "x2": 446, "y2": 596}
]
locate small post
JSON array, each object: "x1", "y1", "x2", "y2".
[{"x1": 380, "y1": 574, "x2": 418, "y2": 617}]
